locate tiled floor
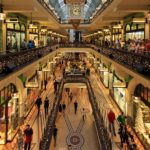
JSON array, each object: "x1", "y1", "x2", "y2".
[{"x1": 50, "y1": 88, "x2": 100, "y2": 150}]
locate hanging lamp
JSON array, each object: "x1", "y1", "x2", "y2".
[{"x1": 29, "y1": 12, "x2": 37, "y2": 29}]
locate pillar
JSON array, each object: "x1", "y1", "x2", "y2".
[
  {"x1": 145, "y1": 20, "x2": 150, "y2": 39},
  {"x1": 1, "y1": 21, "x2": 6, "y2": 52}
]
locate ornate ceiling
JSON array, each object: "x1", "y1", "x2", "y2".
[
  {"x1": 48, "y1": 0, "x2": 101, "y2": 23},
  {"x1": 64, "y1": 0, "x2": 87, "y2": 4}
]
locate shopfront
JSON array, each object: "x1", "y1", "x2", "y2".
[
  {"x1": 40, "y1": 33, "x2": 47, "y2": 46},
  {"x1": 25, "y1": 73, "x2": 39, "y2": 116},
  {"x1": 40, "y1": 28, "x2": 48, "y2": 46},
  {"x1": 6, "y1": 23, "x2": 26, "y2": 52},
  {"x1": 0, "y1": 83, "x2": 19, "y2": 144},
  {"x1": 104, "y1": 30, "x2": 111, "y2": 43},
  {"x1": 29, "y1": 28, "x2": 39, "y2": 47},
  {"x1": 112, "y1": 28, "x2": 122, "y2": 42},
  {"x1": 110, "y1": 74, "x2": 127, "y2": 114},
  {"x1": 125, "y1": 23, "x2": 145, "y2": 41},
  {"x1": 98, "y1": 63, "x2": 109, "y2": 87},
  {"x1": 132, "y1": 84, "x2": 150, "y2": 149}
]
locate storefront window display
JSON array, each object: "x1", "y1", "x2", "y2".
[
  {"x1": 125, "y1": 23, "x2": 145, "y2": 41},
  {"x1": 24, "y1": 88, "x2": 39, "y2": 116},
  {"x1": 29, "y1": 28, "x2": 39, "y2": 47},
  {"x1": 0, "y1": 83, "x2": 19, "y2": 144},
  {"x1": 111, "y1": 75, "x2": 127, "y2": 114},
  {"x1": 99, "y1": 63, "x2": 109, "y2": 87},
  {"x1": 6, "y1": 23, "x2": 26, "y2": 52},
  {"x1": 40, "y1": 33, "x2": 47, "y2": 47},
  {"x1": 114, "y1": 87, "x2": 126, "y2": 114},
  {"x1": 24, "y1": 73, "x2": 39, "y2": 116},
  {"x1": 112, "y1": 29, "x2": 122, "y2": 42},
  {"x1": 132, "y1": 84, "x2": 150, "y2": 148}
]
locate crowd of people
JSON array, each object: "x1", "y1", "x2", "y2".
[
  {"x1": 113, "y1": 38, "x2": 150, "y2": 54},
  {"x1": 0, "y1": 46, "x2": 51, "y2": 75},
  {"x1": 108, "y1": 110, "x2": 137, "y2": 149},
  {"x1": 94, "y1": 38, "x2": 150, "y2": 54},
  {"x1": 97, "y1": 46, "x2": 150, "y2": 75}
]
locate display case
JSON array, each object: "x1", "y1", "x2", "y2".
[
  {"x1": 125, "y1": 23, "x2": 145, "y2": 41},
  {"x1": 0, "y1": 83, "x2": 19, "y2": 144},
  {"x1": 6, "y1": 23, "x2": 26, "y2": 52}
]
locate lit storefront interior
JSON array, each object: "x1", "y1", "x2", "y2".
[
  {"x1": 0, "y1": 83, "x2": 19, "y2": 144},
  {"x1": 110, "y1": 74, "x2": 127, "y2": 114},
  {"x1": 132, "y1": 84, "x2": 150, "y2": 148}
]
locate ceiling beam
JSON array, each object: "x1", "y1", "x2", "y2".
[
  {"x1": 32, "y1": 17, "x2": 49, "y2": 21},
  {"x1": 4, "y1": 5, "x2": 34, "y2": 12},
  {"x1": 114, "y1": 5, "x2": 149, "y2": 12},
  {"x1": 101, "y1": 17, "x2": 121, "y2": 22}
]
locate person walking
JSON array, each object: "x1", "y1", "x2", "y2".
[
  {"x1": 17, "y1": 128, "x2": 23, "y2": 150},
  {"x1": 117, "y1": 112, "x2": 126, "y2": 126},
  {"x1": 59, "y1": 103, "x2": 62, "y2": 113},
  {"x1": 122, "y1": 125, "x2": 129, "y2": 149},
  {"x1": 107, "y1": 109, "x2": 116, "y2": 136},
  {"x1": 82, "y1": 108, "x2": 86, "y2": 121},
  {"x1": 74, "y1": 101, "x2": 78, "y2": 114},
  {"x1": 118, "y1": 124, "x2": 124, "y2": 147},
  {"x1": 44, "y1": 97, "x2": 49, "y2": 116},
  {"x1": 35, "y1": 96, "x2": 42, "y2": 113},
  {"x1": 62, "y1": 102, "x2": 66, "y2": 112},
  {"x1": 44, "y1": 80, "x2": 48, "y2": 90},
  {"x1": 69, "y1": 92, "x2": 73, "y2": 102},
  {"x1": 54, "y1": 80, "x2": 58, "y2": 93},
  {"x1": 24, "y1": 124, "x2": 33, "y2": 150},
  {"x1": 53, "y1": 125, "x2": 58, "y2": 147}
]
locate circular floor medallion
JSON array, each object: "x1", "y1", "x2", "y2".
[{"x1": 66, "y1": 132, "x2": 84, "y2": 148}]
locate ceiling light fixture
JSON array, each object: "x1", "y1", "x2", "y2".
[
  {"x1": 0, "y1": 0, "x2": 6, "y2": 20},
  {"x1": 29, "y1": 12, "x2": 37, "y2": 29},
  {"x1": 6, "y1": 18, "x2": 19, "y2": 23},
  {"x1": 132, "y1": 18, "x2": 145, "y2": 23},
  {"x1": 113, "y1": 22, "x2": 122, "y2": 29}
]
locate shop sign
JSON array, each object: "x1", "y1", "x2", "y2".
[{"x1": 25, "y1": 82, "x2": 39, "y2": 88}]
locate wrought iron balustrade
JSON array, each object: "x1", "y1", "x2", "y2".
[
  {"x1": 0, "y1": 45, "x2": 57, "y2": 78},
  {"x1": 59, "y1": 43, "x2": 150, "y2": 77}
]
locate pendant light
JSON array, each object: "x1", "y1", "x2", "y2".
[
  {"x1": 113, "y1": 11, "x2": 122, "y2": 29},
  {"x1": 29, "y1": 12, "x2": 37, "y2": 29},
  {"x1": 0, "y1": 0, "x2": 6, "y2": 20}
]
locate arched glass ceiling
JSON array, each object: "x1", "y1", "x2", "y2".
[
  {"x1": 48, "y1": 0, "x2": 68, "y2": 21},
  {"x1": 47, "y1": 0, "x2": 102, "y2": 22}
]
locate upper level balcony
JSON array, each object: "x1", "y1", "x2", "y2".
[{"x1": 0, "y1": 43, "x2": 149, "y2": 81}]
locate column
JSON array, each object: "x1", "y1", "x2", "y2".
[
  {"x1": 145, "y1": 20, "x2": 150, "y2": 39},
  {"x1": 1, "y1": 21, "x2": 6, "y2": 52}
]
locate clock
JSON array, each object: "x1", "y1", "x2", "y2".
[{"x1": 72, "y1": 5, "x2": 81, "y2": 16}]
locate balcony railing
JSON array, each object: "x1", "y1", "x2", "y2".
[
  {"x1": 0, "y1": 45, "x2": 58, "y2": 79},
  {"x1": 1, "y1": 43, "x2": 149, "y2": 80},
  {"x1": 40, "y1": 75, "x2": 112, "y2": 150},
  {"x1": 40, "y1": 79, "x2": 64, "y2": 150},
  {"x1": 59, "y1": 43, "x2": 150, "y2": 78}
]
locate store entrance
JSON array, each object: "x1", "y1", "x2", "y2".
[{"x1": 7, "y1": 98, "x2": 19, "y2": 141}]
